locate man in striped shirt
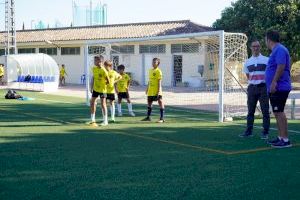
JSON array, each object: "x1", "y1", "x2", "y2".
[{"x1": 239, "y1": 40, "x2": 270, "y2": 139}]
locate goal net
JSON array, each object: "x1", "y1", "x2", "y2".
[{"x1": 84, "y1": 31, "x2": 249, "y2": 122}]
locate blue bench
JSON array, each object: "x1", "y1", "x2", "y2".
[{"x1": 17, "y1": 75, "x2": 54, "y2": 83}]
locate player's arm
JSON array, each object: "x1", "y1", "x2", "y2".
[
  {"x1": 243, "y1": 62, "x2": 249, "y2": 80},
  {"x1": 270, "y1": 50, "x2": 287, "y2": 93},
  {"x1": 90, "y1": 76, "x2": 94, "y2": 93},
  {"x1": 127, "y1": 78, "x2": 131, "y2": 92},
  {"x1": 272, "y1": 64, "x2": 285, "y2": 82},
  {"x1": 157, "y1": 79, "x2": 162, "y2": 96},
  {"x1": 104, "y1": 71, "x2": 110, "y2": 85},
  {"x1": 157, "y1": 70, "x2": 162, "y2": 95},
  {"x1": 115, "y1": 74, "x2": 122, "y2": 83},
  {"x1": 115, "y1": 84, "x2": 119, "y2": 94},
  {"x1": 270, "y1": 64, "x2": 285, "y2": 93},
  {"x1": 114, "y1": 74, "x2": 121, "y2": 93},
  {"x1": 145, "y1": 82, "x2": 149, "y2": 95},
  {"x1": 246, "y1": 73, "x2": 249, "y2": 80}
]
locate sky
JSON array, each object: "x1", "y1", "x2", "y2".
[{"x1": 0, "y1": 0, "x2": 235, "y2": 30}]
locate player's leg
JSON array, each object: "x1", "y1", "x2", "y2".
[
  {"x1": 269, "y1": 91, "x2": 291, "y2": 148},
  {"x1": 240, "y1": 85, "x2": 259, "y2": 137},
  {"x1": 107, "y1": 94, "x2": 116, "y2": 122},
  {"x1": 117, "y1": 93, "x2": 123, "y2": 116},
  {"x1": 126, "y1": 93, "x2": 135, "y2": 116},
  {"x1": 100, "y1": 94, "x2": 108, "y2": 126},
  {"x1": 110, "y1": 99, "x2": 116, "y2": 122},
  {"x1": 258, "y1": 85, "x2": 270, "y2": 139},
  {"x1": 142, "y1": 97, "x2": 153, "y2": 121},
  {"x1": 59, "y1": 75, "x2": 62, "y2": 86},
  {"x1": 157, "y1": 96, "x2": 165, "y2": 123},
  {"x1": 88, "y1": 92, "x2": 99, "y2": 126},
  {"x1": 90, "y1": 97, "x2": 97, "y2": 122}
]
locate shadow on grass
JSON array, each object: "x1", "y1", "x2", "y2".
[
  {"x1": 1, "y1": 125, "x2": 300, "y2": 200},
  {"x1": 1, "y1": 98, "x2": 300, "y2": 200}
]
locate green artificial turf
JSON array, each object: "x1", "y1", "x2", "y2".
[{"x1": 0, "y1": 90, "x2": 300, "y2": 200}]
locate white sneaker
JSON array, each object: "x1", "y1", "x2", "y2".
[
  {"x1": 117, "y1": 112, "x2": 123, "y2": 117},
  {"x1": 100, "y1": 121, "x2": 108, "y2": 126},
  {"x1": 129, "y1": 112, "x2": 135, "y2": 117}
]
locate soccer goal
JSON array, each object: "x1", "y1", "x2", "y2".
[{"x1": 83, "y1": 31, "x2": 248, "y2": 122}]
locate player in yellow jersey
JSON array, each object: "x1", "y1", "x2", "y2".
[
  {"x1": 116, "y1": 65, "x2": 135, "y2": 117},
  {"x1": 0, "y1": 64, "x2": 4, "y2": 85},
  {"x1": 59, "y1": 64, "x2": 68, "y2": 86},
  {"x1": 104, "y1": 60, "x2": 122, "y2": 122},
  {"x1": 89, "y1": 56, "x2": 110, "y2": 126},
  {"x1": 142, "y1": 58, "x2": 165, "y2": 123}
]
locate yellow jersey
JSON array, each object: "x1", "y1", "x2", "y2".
[
  {"x1": 0, "y1": 65, "x2": 4, "y2": 77},
  {"x1": 147, "y1": 68, "x2": 162, "y2": 96},
  {"x1": 60, "y1": 68, "x2": 66, "y2": 77},
  {"x1": 92, "y1": 65, "x2": 109, "y2": 93},
  {"x1": 116, "y1": 73, "x2": 131, "y2": 93},
  {"x1": 107, "y1": 70, "x2": 121, "y2": 94}
]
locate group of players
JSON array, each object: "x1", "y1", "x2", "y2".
[{"x1": 89, "y1": 55, "x2": 165, "y2": 126}]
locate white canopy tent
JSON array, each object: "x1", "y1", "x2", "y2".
[{"x1": 5, "y1": 53, "x2": 59, "y2": 92}]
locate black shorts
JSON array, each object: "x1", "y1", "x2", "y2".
[
  {"x1": 106, "y1": 93, "x2": 115, "y2": 101},
  {"x1": 118, "y1": 92, "x2": 129, "y2": 99},
  {"x1": 92, "y1": 91, "x2": 107, "y2": 98},
  {"x1": 269, "y1": 91, "x2": 290, "y2": 113},
  {"x1": 148, "y1": 95, "x2": 162, "y2": 102}
]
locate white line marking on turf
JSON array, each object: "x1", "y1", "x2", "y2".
[
  {"x1": 38, "y1": 98, "x2": 74, "y2": 104},
  {"x1": 37, "y1": 98, "x2": 300, "y2": 134}
]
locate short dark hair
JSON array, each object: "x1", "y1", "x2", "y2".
[
  {"x1": 153, "y1": 57, "x2": 160, "y2": 65},
  {"x1": 94, "y1": 56, "x2": 100, "y2": 60},
  {"x1": 251, "y1": 39, "x2": 259, "y2": 44},
  {"x1": 117, "y1": 64, "x2": 125, "y2": 70},
  {"x1": 266, "y1": 30, "x2": 280, "y2": 43}
]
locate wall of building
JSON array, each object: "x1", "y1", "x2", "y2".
[
  {"x1": 52, "y1": 52, "x2": 85, "y2": 85},
  {"x1": 12, "y1": 39, "x2": 209, "y2": 87},
  {"x1": 181, "y1": 53, "x2": 205, "y2": 84}
]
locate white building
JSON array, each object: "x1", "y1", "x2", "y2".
[{"x1": 0, "y1": 20, "x2": 217, "y2": 86}]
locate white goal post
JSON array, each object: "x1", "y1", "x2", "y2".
[{"x1": 83, "y1": 31, "x2": 249, "y2": 122}]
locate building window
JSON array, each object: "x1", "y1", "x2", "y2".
[
  {"x1": 111, "y1": 45, "x2": 134, "y2": 54},
  {"x1": 39, "y1": 48, "x2": 57, "y2": 55},
  {"x1": 89, "y1": 46, "x2": 106, "y2": 55},
  {"x1": 171, "y1": 43, "x2": 200, "y2": 53},
  {"x1": 18, "y1": 48, "x2": 36, "y2": 54},
  {"x1": 139, "y1": 44, "x2": 166, "y2": 54},
  {"x1": 0, "y1": 49, "x2": 15, "y2": 55},
  {"x1": 0, "y1": 49, "x2": 4, "y2": 56},
  {"x1": 61, "y1": 47, "x2": 80, "y2": 55}
]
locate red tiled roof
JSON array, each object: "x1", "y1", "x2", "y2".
[{"x1": 0, "y1": 20, "x2": 214, "y2": 43}]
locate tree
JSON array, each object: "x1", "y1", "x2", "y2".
[{"x1": 213, "y1": 0, "x2": 300, "y2": 63}]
